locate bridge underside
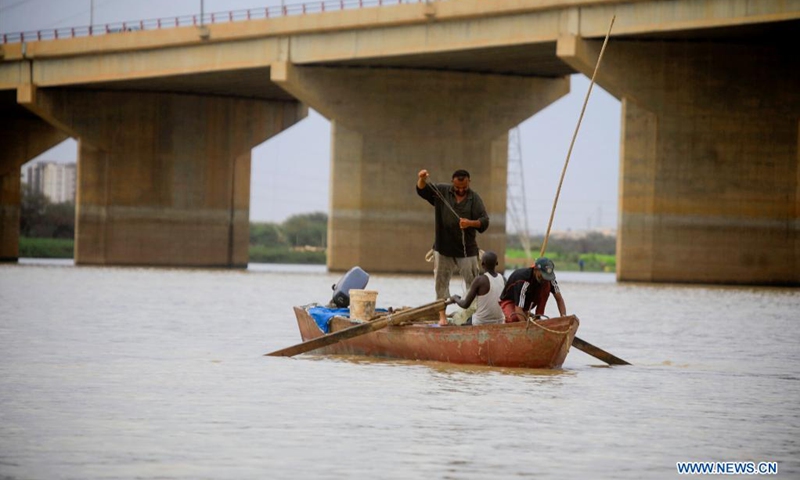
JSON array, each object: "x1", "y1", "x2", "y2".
[
  {"x1": 276, "y1": 19, "x2": 798, "y2": 283},
  {"x1": 1, "y1": 81, "x2": 306, "y2": 267},
  {"x1": 1, "y1": 39, "x2": 576, "y2": 270},
  {"x1": 1, "y1": 8, "x2": 797, "y2": 282}
]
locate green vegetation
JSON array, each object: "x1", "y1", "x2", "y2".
[
  {"x1": 17, "y1": 186, "x2": 77, "y2": 258},
  {"x1": 282, "y1": 212, "x2": 328, "y2": 248},
  {"x1": 19, "y1": 237, "x2": 75, "y2": 258},
  {"x1": 20, "y1": 187, "x2": 75, "y2": 239},
  {"x1": 249, "y1": 245, "x2": 326, "y2": 264},
  {"x1": 248, "y1": 212, "x2": 328, "y2": 264},
  {"x1": 17, "y1": 185, "x2": 614, "y2": 270},
  {"x1": 18, "y1": 180, "x2": 331, "y2": 263},
  {"x1": 506, "y1": 232, "x2": 617, "y2": 272}
]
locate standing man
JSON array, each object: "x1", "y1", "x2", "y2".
[
  {"x1": 500, "y1": 257, "x2": 567, "y2": 322},
  {"x1": 417, "y1": 169, "x2": 489, "y2": 326},
  {"x1": 450, "y1": 251, "x2": 506, "y2": 325}
]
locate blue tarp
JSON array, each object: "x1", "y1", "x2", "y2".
[
  {"x1": 307, "y1": 306, "x2": 388, "y2": 333},
  {"x1": 308, "y1": 307, "x2": 350, "y2": 334}
]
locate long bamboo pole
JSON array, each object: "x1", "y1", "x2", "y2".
[
  {"x1": 539, "y1": 15, "x2": 616, "y2": 258},
  {"x1": 535, "y1": 16, "x2": 630, "y2": 366}
]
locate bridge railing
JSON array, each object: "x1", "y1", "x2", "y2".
[{"x1": 1, "y1": 0, "x2": 439, "y2": 45}]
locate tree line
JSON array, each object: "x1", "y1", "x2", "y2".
[
  {"x1": 250, "y1": 212, "x2": 327, "y2": 249},
  {"x1": 507, "y1": 231, "x2": 615, "y2": 255},
  {"x1": 506, "y1": 231, "x2": 616, "y2": 271},
  {"x1": 20, "y1": 187, "x2": 75, "y2": 239},
  {"x1": 18, "y1": 185, "x2": 615, "y2": 270},
  {"x1": 249, "y1": 213, "x2": 327, "y2": 264},
  {"x1": 17, "y1": 185, "x2": 330, "y2": 262}
]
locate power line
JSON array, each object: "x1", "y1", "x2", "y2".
[{"x1": 0, "y1": 0, "x2": 34, "y2": 13}]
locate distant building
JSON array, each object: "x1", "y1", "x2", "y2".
[{"x1": 26, "y1": 161, "x2": 77, "y2": 203}]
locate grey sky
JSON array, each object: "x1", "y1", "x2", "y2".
[{"x1": 2, "y1": 0, "x2": 621, "y2": 232}]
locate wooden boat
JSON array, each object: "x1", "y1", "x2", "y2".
[{"x1": 293, "y1": 305, "x2": 580, "y2": 369}]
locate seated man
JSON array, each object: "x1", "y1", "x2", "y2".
[
  {"x1": 450, "y1": 251, "x2": 505, "y2": 325},
  {"x1": 499, "y1": 257, "x2": 567, "y2": 323}
]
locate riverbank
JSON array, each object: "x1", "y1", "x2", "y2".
[
  {"x1": 506, "y1": 249, "x2": 616, "y2": 272},
  {"x1": 18, "y1": 237, "x2": 327, "y2": 265},
  {"x1": 19, "y1": 237, "x2": 616, "y2": 271},
  {"x1": 249, "y1": 245, "x2": 325, "y2": 264},
  {"x1": 18, "y1": 237, "x2": 74, "y2": 258}
]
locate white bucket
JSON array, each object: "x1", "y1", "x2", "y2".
[{"x1": 349, "y1": 289, "x2": 378, "y2": 322}]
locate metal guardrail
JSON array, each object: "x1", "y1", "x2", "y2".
[{"x1": 1, "y1": 0, "x2": 438, "y2": 45}]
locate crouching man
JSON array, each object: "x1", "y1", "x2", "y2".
[
  {"x1": 499, "y1": 257, "x2": 566, "y2": 322},
  {"x1": 449, "y1": 251, "x2": 505, "y2": 325}
]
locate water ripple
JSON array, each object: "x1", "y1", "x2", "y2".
[{"x1": 0, "y1": 262, "x2": 798, "y2": 479}]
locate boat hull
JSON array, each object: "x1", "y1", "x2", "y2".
[{"x1": 294, "y1": 306, "x2": 579, "y2": 369}]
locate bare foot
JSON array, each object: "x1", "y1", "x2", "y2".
[{"x1": 438, "y1": 319, "x2": 448, "y2": 326}]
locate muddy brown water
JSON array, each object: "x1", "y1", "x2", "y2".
[{"x1": 1, "y1": 260, "x2": 798, "y2": 479}]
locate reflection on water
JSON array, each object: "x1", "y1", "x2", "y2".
[
  {"x1": 247, "y1": 263, "x2": 327, "y2": 274},
  {"x1": 306, "y1": 354, "x2": 575, "y2": 378},
  {"x1": 0, "y1": 261, "x2": 798, "y2": 479}
]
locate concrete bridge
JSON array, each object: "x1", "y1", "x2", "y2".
[{"x1": 1, "y1": 0, "x2": 798, "y2": 284}]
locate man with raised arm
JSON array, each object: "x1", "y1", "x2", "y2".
[{"x1": 416, "y1": 169, "x2": 489, "y2": 326}]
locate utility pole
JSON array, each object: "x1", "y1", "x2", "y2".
[
  {"x1": 198, "y1": 0, "x2": 211, "y2": 39},
  {"x1": 89, "y1": 0, "x2": 94, "y2": 34},
  {"x1": 506, "y1": 127, "x2": 533, "y2": 262},
  {"x1": 597, "y1": 205, "x2": 603, "y2": 230}
]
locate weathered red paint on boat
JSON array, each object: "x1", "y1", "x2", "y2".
[{"x1": 294, "y1": 306, "x2": 580, "y2": 369}]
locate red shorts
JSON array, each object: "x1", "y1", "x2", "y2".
[{"x1": 500, "y1": 300, "x2": 527, "y2": 323}]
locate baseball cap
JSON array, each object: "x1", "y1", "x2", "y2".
[{"x1": 534, "y1": 257, "x2": 556, "y2": 281}]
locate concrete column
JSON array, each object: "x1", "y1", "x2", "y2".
[
  {"x1": 271, "y1": 63, "x2": 568, "y2": 272},
  {"x1": 616, "y1": 98, "x2": 658, "y2": 281},
  {"x1": 0, "y1": 93, "x2": 68, "y2": 261},
  {"x1": 19, "y1": 87, "x2": 305, "y2": 267},
  {"x1": 559, "y1": 36, "x2": 800, "y2": 285},
  {"x1": 0, "y1": 172, "x2": 21, "y2": 262}
]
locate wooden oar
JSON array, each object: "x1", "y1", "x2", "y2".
[
  {"x1": 266, "y1": 298, "x2": 451, "y2": 357},
  {"x1": 572, "y1": 336, "x2": 630, "y2": 365}
]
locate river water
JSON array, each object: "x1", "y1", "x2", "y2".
[{"x1": 0, "y1": 260, "x2": 798, "y2": 479}]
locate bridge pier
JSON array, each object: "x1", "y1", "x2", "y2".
[
  {"x1": 18, "y1": 87, "x2": 306, "y2": 267},
  {"x1": 0, "y1": 95, "x2": 68, "y2": 261},
  {"x1": 559, "y1": 36, "x2": 799, "y2": 284},
  {"x1": 272, "y1": 63, "x2": 568, "y2": 273},
  {"x1": 0, "y1": 173, "x2": 21, "y2": 262}
]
